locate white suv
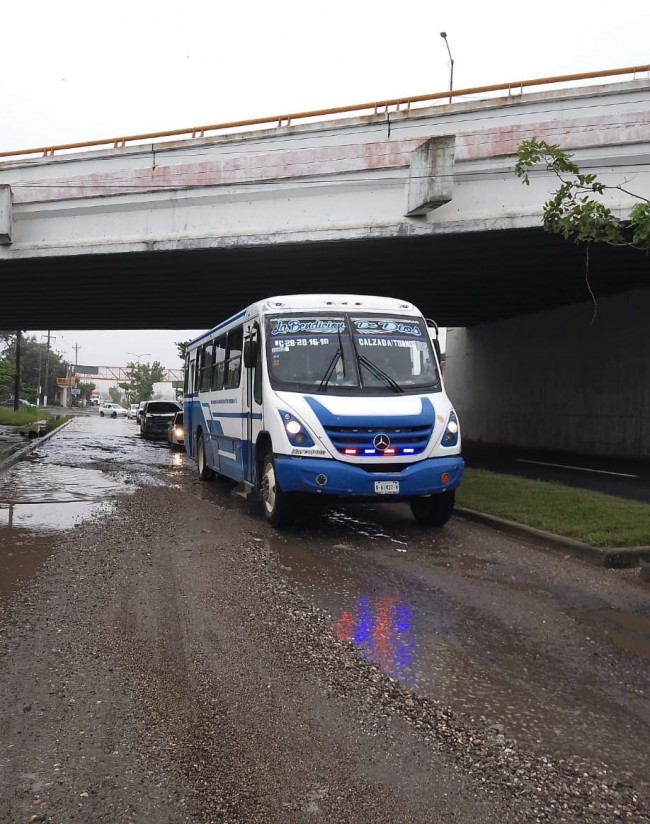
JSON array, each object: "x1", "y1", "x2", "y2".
[{"x1": 99, "y1": 402, "x2": 128, "y2": 418}]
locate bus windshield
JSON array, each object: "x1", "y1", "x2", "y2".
[{"x1": 266, "y1": 313, "x2": 441, "y2": 394}]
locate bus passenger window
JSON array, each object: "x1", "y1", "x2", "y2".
[
  {"x1": 213, "y1": 336, "x2": 226, "y2": 391},
  {"x1": 224, "y1": 328, "x2": 243, "y2": 389},
  {"x1": 200, "y1": 342, "x2": 214, "y2": 392}
]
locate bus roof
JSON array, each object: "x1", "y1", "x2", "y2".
[{"x1": 186, "y1": 294, "x2": 421, "y2": 349}]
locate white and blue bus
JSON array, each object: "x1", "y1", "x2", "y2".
[{"x1": 183, "y1": 294, "x2": 463, "y2": 527}]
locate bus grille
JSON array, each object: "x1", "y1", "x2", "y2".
[{"x1": 324, "y1": 424, "x2": 432, "y2": 457}]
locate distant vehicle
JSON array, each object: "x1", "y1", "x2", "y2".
[
  {"x1": 1, "y1": 398, "x2": 35, "y2": 408},
  {"x1": 136, "y1": 401, "x2": 146, "y2": 423},
  {"x1": 167, "y1": 411, "x2": 185, "y2": 449},
  {"x1": 127, "y1": 403, "x2": 140, "y2": 420},
  {"x1": 140, "y1": 400, "x2": 181, "y2": 439},
  {"x1": 99, "y1": 402, "x2": 128, "y2": 418}
]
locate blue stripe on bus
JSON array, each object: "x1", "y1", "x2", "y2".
[{"x1": 209, "y1": 412, "x2": 263, "y2": 420}]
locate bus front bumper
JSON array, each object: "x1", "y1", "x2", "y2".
[{"x1": 274, "y1": 455, "x2": 464, "y2": 498}]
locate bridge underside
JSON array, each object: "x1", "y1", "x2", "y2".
[{"x1": 0, "y1": 227, "x2": 647, "y2": 330}]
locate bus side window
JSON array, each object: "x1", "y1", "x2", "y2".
[
  {"x1": 213, "y1": 335, "x2": 226, "y2": 391},
  {"x1": 200, "y1": 342, "x2": 214, "y2": 391},
  {"x1": 224, "y1": 327, "x2": 243, "y2": 389},
  {"x1": 184, "y1": 354, "x2": 194, "y2": 394},
  {"x1": 253, "y1": 332, "x2": 262, "y2": 406}
]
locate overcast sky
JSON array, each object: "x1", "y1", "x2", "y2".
[{"x1": 5, "y1": 0, "x2": 648, "y2": 367}]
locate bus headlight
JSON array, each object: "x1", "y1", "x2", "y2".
[
  {"x1": 279, "y1": 410, "x2": 315, "y2": 448},
  {"x1": 442, "y1": 411, "x2": 459, "y2": 447}
]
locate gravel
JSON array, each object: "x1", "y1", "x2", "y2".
[{"x1": 0, "y1": 466, "x2": 647, "y2": 823}]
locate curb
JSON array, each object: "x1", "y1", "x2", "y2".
[
  {"x1": 455, "y1": 507, "x2": 650, "y2": 569},
  {"x1": 0, "y1": 417, "x2": 74, "y2": 473}
]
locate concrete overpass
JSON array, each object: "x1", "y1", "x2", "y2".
[{"x1": 0, "y1": 67, "x2": 649, "y2": 458}]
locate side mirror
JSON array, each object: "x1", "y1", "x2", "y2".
[{"x1": 243, "y1": 339, "x2": 258, "y2": 369}]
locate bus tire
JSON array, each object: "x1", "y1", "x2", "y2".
[
  {"x1": 197, "y1": 433, "x2": 214, "y2": 481},
  {"x1": 409, "y1": 491, "x2": 455, "y2": 526},
  {"x1": 261, "y1": 453, "x2": 294, "y2": 528}
]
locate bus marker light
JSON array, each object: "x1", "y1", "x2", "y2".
[
  {"x1": 344, "y1": 448, "x2": 357, "y2": 455},
  {"x1": 441, "y1": 472, "x2": 451, "y2": 485}
]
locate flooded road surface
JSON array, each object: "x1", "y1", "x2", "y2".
[
  {"x1": 0, "y1": 412, "x2": 186, "y2": 598},
  {"x1": 2, "y1": 414, "x2": 648, "y2": 802},
  {"x1": 253, "y1": 504, "x2": 650, "y2": 792}
]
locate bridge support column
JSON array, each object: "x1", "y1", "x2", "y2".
[
  {"x1": 405, "y1": 136, "x2": 455, "y2": 216},
  {"x1": 445, "y1": 287, "x2": 650, "y2": 461}
]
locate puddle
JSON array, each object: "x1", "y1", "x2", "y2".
[
  {"x1": 0, "y1": 413, "x2": 184, "y2": 600},
  {"x1": 568, "y1": 607, "x2": 650, "y2": 660},
  {"x1": 326, "y1": 509, "x2": 408, "y2": 548},
  {"x1": 0, "y1": 528, "x2": 57, "y2": 598},
  {"x1": 267, "y1": 534, "x2": 650, "y2": 788}
]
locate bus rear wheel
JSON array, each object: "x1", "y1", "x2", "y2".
[
  {"x1": 197, "y1": 433, "x2": 214, "y2": 481},
  {"x1": 261, "y1": 453, "x2": 295, "y2": 528},
  {"x1": 409, "y1": 491, "x2": 455, "y2": 526}
]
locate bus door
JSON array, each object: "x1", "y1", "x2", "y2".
[
  {"x1": 184, "y1": 352, "x2": 197, "y2": 458},
  {"x1": 243, "y1": 319, "x2": 262, "y2": 488}
]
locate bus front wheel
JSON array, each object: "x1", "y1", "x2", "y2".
[
  {"x1": 197, "y1": 433, "x2": 214, "y2": 481},
  {"x1": 409, "y1": 491, "x2": 455, "y2": 526},
  {"x1": 261, "y1": 454, "x2": 294, "y2": 528}
]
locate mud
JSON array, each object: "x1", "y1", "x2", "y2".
[{"x1": 0, "y1": 413, "x2": 648, "y2": 822}]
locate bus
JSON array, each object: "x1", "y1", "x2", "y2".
[{"x1": 183, "y1": 294, "x2": 464, "y2": 527}]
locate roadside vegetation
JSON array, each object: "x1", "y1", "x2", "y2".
[
  {"x1": 457, "y1": 468, "x2": 650, "y2": 548},
  {"x1": 0, "y1": 406, "x2": 47, "y2": 426},
  {"x1": 0, "y1": 407, "x2": 70, "y2": 434}
]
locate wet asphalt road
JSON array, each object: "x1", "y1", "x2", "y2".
[
  {"x1": 0, "y1": 412, "x2": 649, "y2": 822},
  {"x1": 463, "y1": 443, "x2": 650, "y2": 504}
]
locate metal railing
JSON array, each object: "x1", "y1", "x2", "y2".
[{"x1": 1, "y1": 65, "x2": 648, "y2": 161}]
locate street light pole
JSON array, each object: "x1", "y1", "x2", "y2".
[
  {"x1": 127, "y1": 351, "x2": 150, "y2": 365},
  {"x1": 440, "y1": 31, "x2": 454, "y2": 104},
  {"x1": 126, "y1": 352, "x2": 150, "y2": 405}
]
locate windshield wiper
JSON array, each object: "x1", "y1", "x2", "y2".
[
  {"x1": 357, "y1": 354, "x2": 404, "y2": 393},
  {"x1": 318, "y1": 348, "x2": 342, "y2": 392},
  {"x1": 318, "y1": 326, "x2": 346, "y2": 392}
]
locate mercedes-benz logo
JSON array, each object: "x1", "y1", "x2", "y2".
[{"x1": 373, "y1": 433, "x2": 391, "y2": 451}]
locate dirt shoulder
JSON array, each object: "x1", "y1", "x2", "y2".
[{"x1": 0, "y1": 473, "x2": 647, "y2": 823}]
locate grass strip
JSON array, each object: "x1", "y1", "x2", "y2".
[
  {"x1": 0, "y1": 407, "x2": 48, "y2": 426},
  {"x1": 456, "y1": 468, "x2": 650, "y2": 548}
]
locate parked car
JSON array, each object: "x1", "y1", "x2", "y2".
[
  {"x1": 1, "y1": 398, "x2": 35, "y2": 408},
  {"x1": 99, "y1": 401, "x2": 128, "y2": 418},
  {"x1": 140, "y1": 400, "x2": 181, "y2": 439},
  {"x1": 127, "y1": 403, "x2": 140, "y2": 420},
  {"x1": 136, "y1": 401, "x2": 146, "y2": 423},
  {"x1": 167, "y1": 411, "x2": 185, "y2": 449}
]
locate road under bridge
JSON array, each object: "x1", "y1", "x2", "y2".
[{"x1": 0, "y1": 70, "x2": 648, "y2": 459}]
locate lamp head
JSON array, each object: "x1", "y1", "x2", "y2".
[{"x1": 440, "y1": 31, "x2": 447, "y2": 38}]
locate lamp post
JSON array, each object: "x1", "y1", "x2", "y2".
[
  {"x1": 440, "y1": 31, "x2": 454, "y2": 104},
  {"x1": 127, "y1": 351, "x2": 150, "y2": 365},
  {"x1": 126, "y1": 352, "x2": 150, "y2": 406}
]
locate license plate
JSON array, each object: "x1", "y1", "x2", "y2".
[{"x1": 374, "y1": 481, "x2": 400, "y2": 494}]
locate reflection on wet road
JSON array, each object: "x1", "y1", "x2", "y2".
[
  {"x1": 2, "y1": 415, "x2": 648, "y2": 795},
  {"x1": 264, "y1": 507, "x2": 650, "y2": 791},
  {"x1": 0, "y1": 413, "x2": 185, "y2": 598}
]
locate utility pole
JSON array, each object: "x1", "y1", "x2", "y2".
[
  {"x1": 72, "y1": 343, "x2": 81, "y2": 406},
  {"x1": 43, "y1": 331, "x2": 52, "y2": 407},
  {"x1": 12, "y1": 331, "x2": 21, "y2": 410}
]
